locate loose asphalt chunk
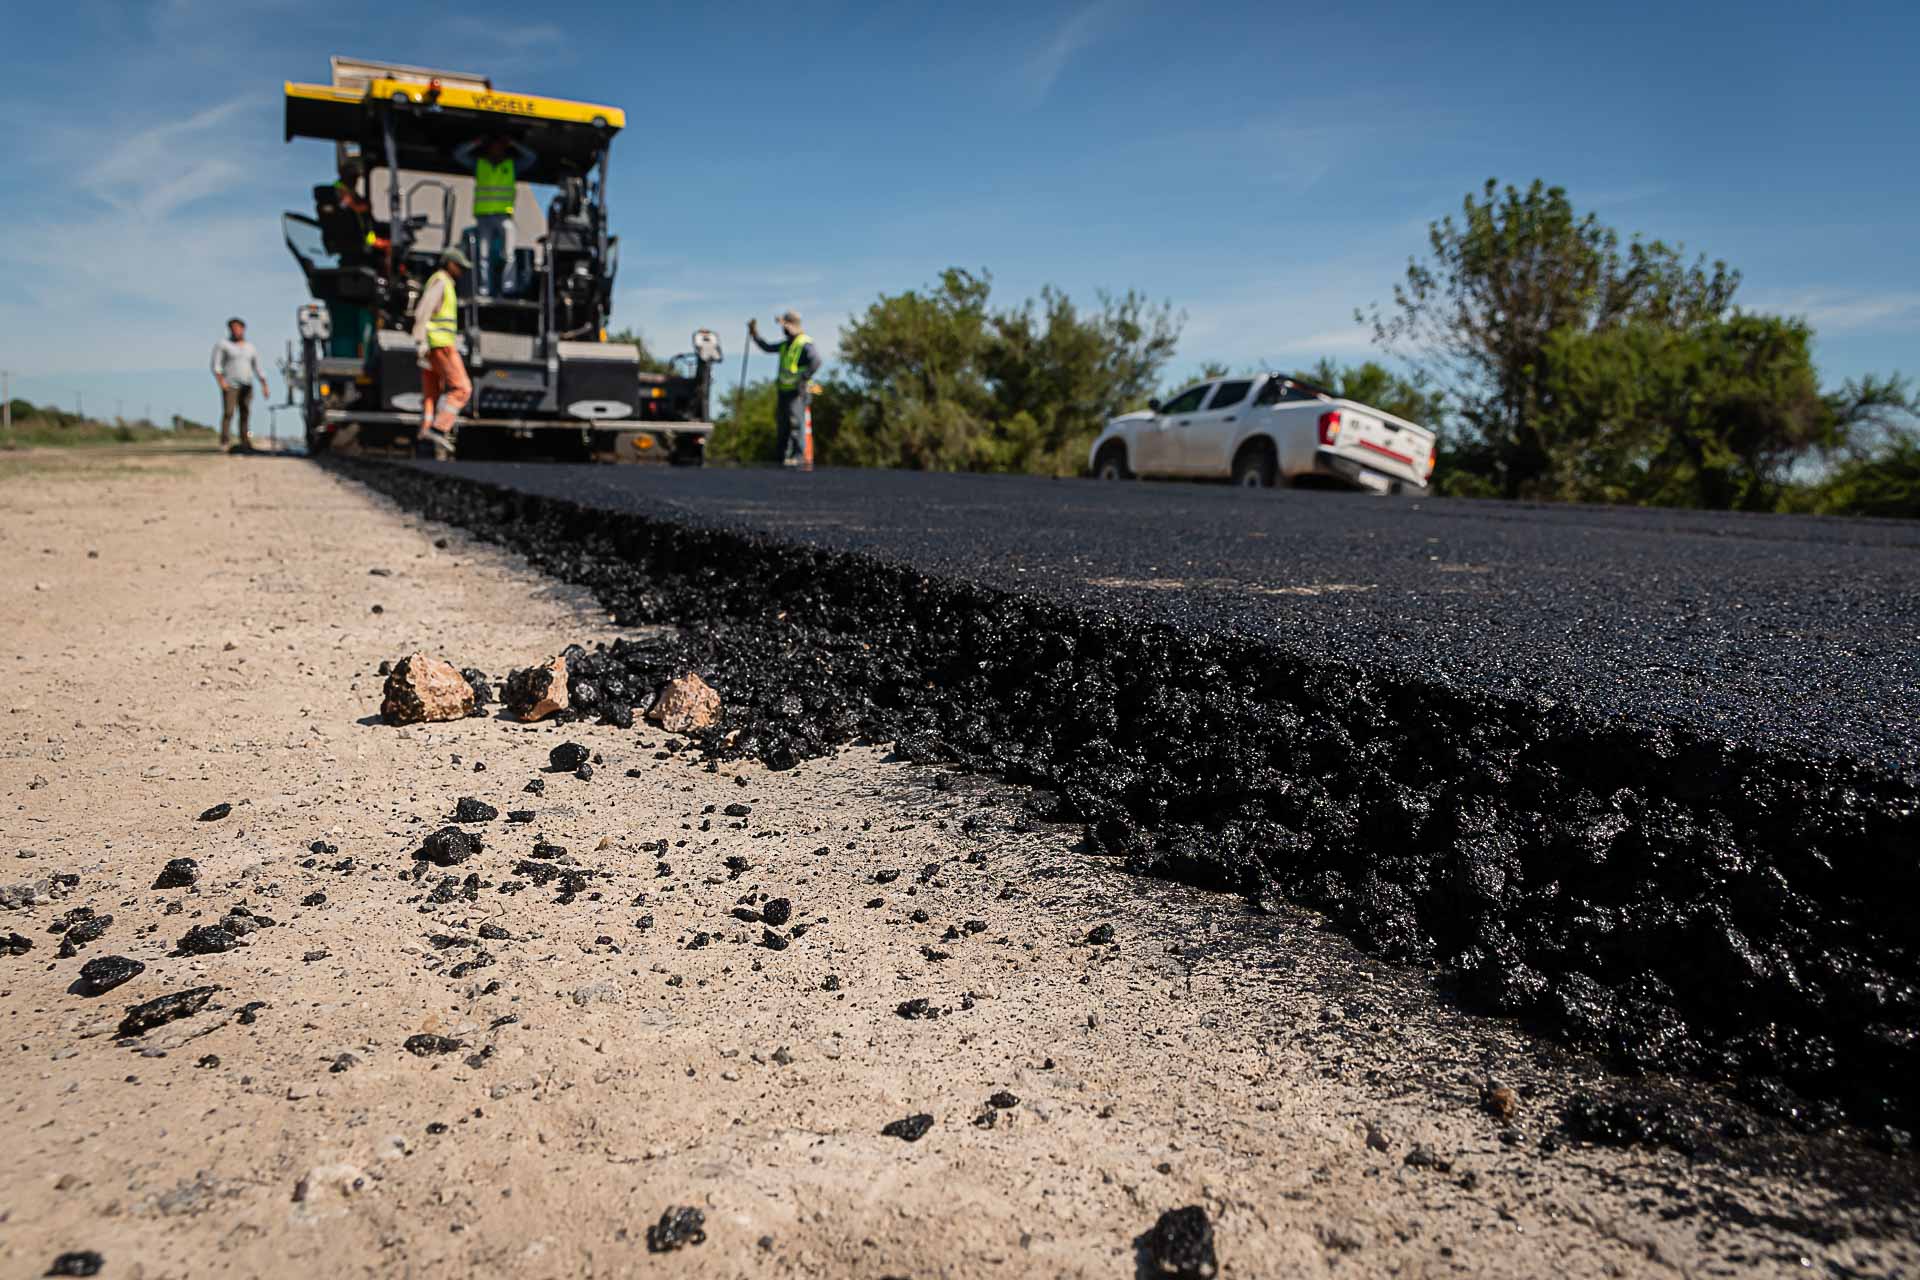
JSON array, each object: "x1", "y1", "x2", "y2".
[
  {"x1": 645, "y1": 1206, "x2": 707, "y2": 1253},
  {"x1": 403, "y1": 1034, "x2": 466, "y2": 1057},
  {"x1": 1136, "y1": 1205, "x2": 1218, "y2": 1279},
  {"x1": 416, "y1": 827, "x2": 482, "y2": 867},
  {"x1": 881, "y1": 1113, "x2": 935, "y2": 1142},
  {"x1": 152, "y1": 858, "x2": 199, "y2": 890},
  {"x1": 177, "y1": 924, "x2": 242, "y2": 956},
  {"x1": 117, "y1": 986, "x2": 220, "y2": 1038},
  {"x1": 45, "y1": 1251, "x2": 105, "y2": 1277},
  {"x1": 453, "y1": 797, "x2": 499, "y2": 823},
  {"x1": 548, "y1": 742, "x2": 590, "y2": 772},
  {"x1": 196, "y1": 803, "x2": 232, "y2": 822},
  {"x1": 74, "y1": 955, "x2": 145, "y2": 997}
]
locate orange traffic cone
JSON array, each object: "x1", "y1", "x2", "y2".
[{"x1": 802, "y1": 396, "x2": 816, "y2": 472}]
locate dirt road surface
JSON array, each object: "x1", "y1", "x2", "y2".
[{"x1": 2, "y1": 451, "x2": 1912, "y2": 1278}]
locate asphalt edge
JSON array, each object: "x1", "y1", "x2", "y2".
[{"x1": 331, "y1": 456, "x2": 1920, "y2": 1137}]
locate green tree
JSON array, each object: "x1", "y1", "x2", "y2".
[
  {"x1": 1534, "y1": 319, "x2": 1914, "y2": 510},
  {"x1": 1364, "y1": 179, "x2": 1739, "y2": 497},
  {"x1": 1291, "y1": 358, "x2": 1445, "y2": 429},
  {"x1": 1536, "y1": 316, "x2": 1819, "y2": 508},
  {"x1": 831, "y1": 268, "x2": 1180, "y2": 474},
  {"x1": 1798, "y1": 427, "x2": 1920, "y2": 519}
]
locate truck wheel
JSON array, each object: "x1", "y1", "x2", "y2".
[
  {"x1": 1093, "y1": 443, "x2": 1131, "y2": 480},
  {"x1": 1231, "y1": 441, "x2": 1276, "y2": 488}
]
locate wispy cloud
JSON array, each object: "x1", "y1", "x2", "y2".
[
  {"x1": 1015, "y1": 0, "x2": 1132, "y2": 107},
  {"x1": 81, "y1": 95, "x2": 260, "y2": 215},
  {"x1": 1748, "y1": 290, "x2": 1920, "y2": 334},
  {"x1": 439, "y1": 16, "x2": 565, "y2": 50}
]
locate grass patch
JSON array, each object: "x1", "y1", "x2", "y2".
[{"x1": 0, "y1": 415, "x2": 218, "y2": 451}]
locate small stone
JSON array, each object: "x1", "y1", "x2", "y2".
[
  {"x1": 504, "y1": 655, "x2": 570, "y2": 722},
  {"x1": 329, "y1": 1053, "x2": 359, "y2": 1073},
  {"x1": 292, "y1": 1162, "x2": 367, "y2": 1207},
  {"x1": 761, "y1": 898, "x2": 792, "y2": 927},
  {"x1": 646, "y1": 672, "x2": 721, "y2": 735},
  {"x1": 45, "y1": 1251, "x2": 105, "y2": 1277},
  {"x1": 759, "y1": 928, "x2": 789, "y2": 951},
  {"x1": 881, "y1": 1113, "x2": 934, "y2": 1142},
  {"x1": 198, "y1": 803, "x2": 232, "y2": 822},
  {"x1": 1482, "y1": 1084, "x2": 1519, "y2": 1122},
  {"x1": 1087, "y1": 923, "x2": 1115, "y2": 945},
  {"x1": 3, "y1": 931, "x2": 32, "y2": 955},
  {"x1": 988, "y1": 1090, "x2": 1019, "y2": 1109},
  {"x1": 379, "y1": 654, "x2": 475, "y2": 725},
  {"x1": 572, "y1": 979, "x2": 622, "y2": 1007}
]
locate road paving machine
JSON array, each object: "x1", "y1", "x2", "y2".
[{"x1": 282, "y1": 56, "x2": 718, "y2": 462}]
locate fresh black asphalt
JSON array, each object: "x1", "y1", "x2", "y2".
[{"x1": 417, "y1": 462, "x2": 1920, "y2": 780}]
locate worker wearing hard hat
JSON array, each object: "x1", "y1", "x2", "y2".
[
  {"x1": 453, "y1": 134, "x2": 536, "y2": 298},
  {"x1": 412, "y1": 248, "x2": 471, "y2": 457},
  {"x1": 749, "y1": 311, "x2": 822, "y2": 468}
]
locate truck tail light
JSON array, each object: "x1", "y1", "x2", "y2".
[
  {"x1": 1317, "y1": 411, "x2": 1342, "y2": 445},
  {"x1": 1424, "y1": 451, "x2": 1437, "y2": 477}
]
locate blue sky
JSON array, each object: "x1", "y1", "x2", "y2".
[{"x1": 1, "y1": 0, "x2": 1915, "y2": 428}]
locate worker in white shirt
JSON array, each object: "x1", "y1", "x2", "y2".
[{"x1": 209, "y1": 317, "x2": 269, "y2": 453}]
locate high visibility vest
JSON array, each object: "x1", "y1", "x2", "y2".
[
  {"x1": 474, "y1": 157, "x2": 516, "y2": 216},
  {"x1": 777, "y1": 333, "x2": 812, "y2": 391},
  {"x1": 425, "y1": 270, "x2": 459, "y2": 349}
]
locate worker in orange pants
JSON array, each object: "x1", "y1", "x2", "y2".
[{"x1": 412, "y1": 248, "x2": 471, "y2": 456}]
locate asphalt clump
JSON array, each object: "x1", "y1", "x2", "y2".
[
  {"x1": 118, "y1": 986, "x2": 220, "y2": 1038},
  {"x1": 74, "y1": 955, "x2": 145, "y2": 997},
  {"x1": 1136, "y1": 1205, "x2": 1218, "y2": 1279},
  {"x1": 645, "y1": 1206, "x2": 707, "y2": 1253}
]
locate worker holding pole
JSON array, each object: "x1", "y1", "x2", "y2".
[
  {"x1": 748, "y1": 311, "x2": 821, "y2": 469},
  {"x1": 412, "y1": 248, "x2": 471, "y2": 457}
]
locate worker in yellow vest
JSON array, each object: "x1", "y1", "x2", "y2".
[
  {"x1": 453, "y1": 134, "x2": 536, "y2": 298},
  {"x1": 411, "y1": 248, "x2": 471, "y2": 456},
  {"x1": 749, "y1": 310, "x2": 822, "y2": 468}
]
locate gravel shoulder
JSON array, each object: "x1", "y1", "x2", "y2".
[{"x1": 1, "y1": 451, "x2": 1913, "y2": 1279}]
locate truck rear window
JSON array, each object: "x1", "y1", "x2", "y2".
[{"x1": 1208, "y1": 380, "x2": 1252, "y2": 410}]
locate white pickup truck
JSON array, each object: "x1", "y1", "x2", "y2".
[{"x1": 1087, "y1": 374, "x2": 1437, "y2": 493}]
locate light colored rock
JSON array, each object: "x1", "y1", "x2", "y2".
[
  {"x1": 379, "y1": 654, "x2": 474, "y2": 725},
  {"x1": 292, "y1": 1162, "x2": 367, "y2": 1212},
  {"x1": 572, "y1": 979, "x2": 623, "y2": 1008},
  {"x1": 647, "y1": 672, "x2": 721, "y2": 734},
  {"x1": 510, "y1": 654, "x2": 570, "y2": 722}
]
